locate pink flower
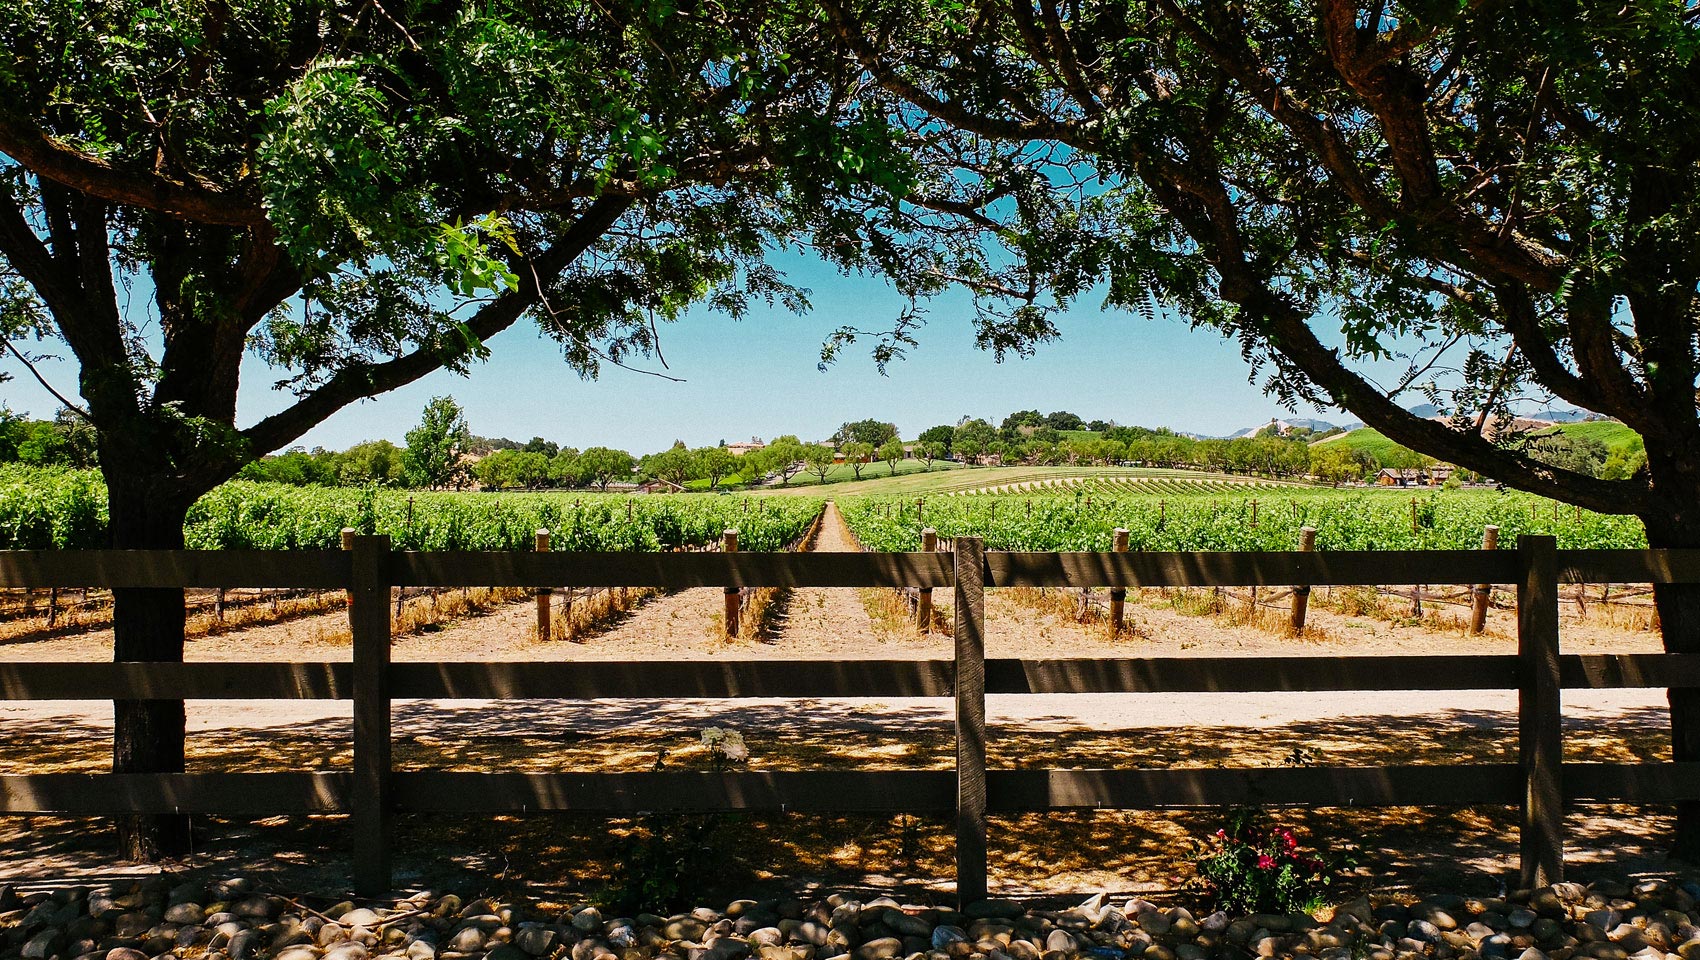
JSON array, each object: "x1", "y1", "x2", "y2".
[{"x1": 1256, "y1": 854, "x2": 1276, "y2": 870}]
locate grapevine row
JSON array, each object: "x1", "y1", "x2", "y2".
[
  {"x1": 0, "y1": 467, "x2": 821, "y2": 553},
  {"x1": 840, "y1": 489, "x2": 1647, "y2": 553}
]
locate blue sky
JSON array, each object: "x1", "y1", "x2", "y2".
[{"x1": 0, "y1": 251, "x2": 1363, "y2": 454}]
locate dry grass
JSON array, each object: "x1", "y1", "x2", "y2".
[
  {"x1": 541, "y1": 586, "x2": 662, "y2": 643},
  {"x1": 859, "y1": 588, "x2": 950, "y2": 639}
]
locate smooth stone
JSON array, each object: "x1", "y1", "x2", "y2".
[
  {"x1": 669, "y1": 921, "x2": 711, "y2": 943},
  {"x1": 516, "y1": 928, "x2": 558, "y2": 955},
  {"x1": 326, "y1": 945, "x2": 371, "y2": 960},
  {"x1": 276, "y1": 947, "x2": 321, "y2": 960},
  {"x1": 887, "y1": 916, "x2": 931, "y2": 939},
  {"x1": 23, "y1": 931, "x2": 66, "y2": 960},
  {"x1": 1004, "y1": 942, "x2": 1039, "y2": 960},
  {"x1": 576, "y1": 911, "x2": 605, "y2": 934},
  {"x1": 448, "y1": 928, "x2": 486, "y2": 953},
  {"x1": 234, "y1": 898, "x2": 276, "y2": 920},
  {"x1": 342, "y1": 911, "x2": 383, "y2": 929},
  {"x1": 966, "y1": 903, "x2": 1025, "y2": 922},
  {"x1": 933, "y1": 929, "x2": 968, "y2": 950},
  {"x1": 106, "y1": 950, "x2": 149, "y2": 960},
  {"x1": 229, "y1": 929, "x2": 265, "y2": 960},
  {"x1": 488, "y1": 945, "x2": 531, "y2": 960},
  {"x1": 162, "y1": 903, "x2": 204, "y2": 926},
  {"x1": 1044, "y1": 932, "x2": 1077, "y2": 955}
]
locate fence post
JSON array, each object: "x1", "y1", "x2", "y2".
[
  {"x1": 341, "y1": 528, "x2": 356, "y2": 610},
  {"x1": 1517, "y1": 533, "x2": 1563, "y2": 887},
  {"x1": 953, "y1": 536, "x2": 988, "y2": 909},
  {"x1": 917, "y1": 528, "x2": 938, "y2": 632},
  {"x1": 350, "y1": 534, "x2": 394, "y2": 896},
  {"x1": 1472, "y1": 525, "x2": 1500, "y2": 634},
  {"x1": 723, "y1": 529, "x2": 740, "y2": 638},
  {"x1": 1109, "y1": 528, "x2": 1129, "y2": 636},
  {"x1": 1291, "y1": 526, "x2": 1316, "y2": 633},
  {"x1": 535, "y1": 529, "x2": 552, "y2": 642}
]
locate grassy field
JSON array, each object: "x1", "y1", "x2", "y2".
[
  {"x1": 1315, "y1": 419, "x2": 1642, "y2": 463},
  {"x1": 756, "y1": 464, "x2": 1311, "y2": 497},
  {"x1": 1309, "y1": 426, "x2": 1413, "y2": 462},
  {"x1": 1539, "y1": 419, "x2": 1643, "y2": 456}
]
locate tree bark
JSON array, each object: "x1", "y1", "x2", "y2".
[{"x1": 107, "y1": 477, "x2": 194, "y2": 861}]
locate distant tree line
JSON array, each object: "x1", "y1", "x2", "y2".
[{"x1": 121, "y1": 397, "x2": 1636, "y2": 492}]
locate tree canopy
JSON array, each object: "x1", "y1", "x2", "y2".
[{"x1": 822, "y1": 0, "x2": 1699, "y2": 520}]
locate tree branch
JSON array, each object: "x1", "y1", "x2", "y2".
[
  {"x1": 0, "y1": 113, "x2": 263, "y2": 227},
  {"x1": 235, "y1": 195, "x2": 634, "y2": 466}
]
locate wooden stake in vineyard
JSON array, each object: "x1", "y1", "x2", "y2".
[
  {"x1": 341, "y1": 527, "x2": 357, "y2": 613},
  {"x1": 723, "y1": 528, "x2": 740, "y2": 638},
  {"x1": 1471, "y1": 525, "x2": 1500, "y2": 634},
  {"x1": 1109, "y1": 527, "x2": 1129, "y2": 636},
  {"x1": 1291, "y1": 526, "x2": 1316, "y2": 633},
  {"x1": 917, "y1": 527, "x2": 938, "y2": 633},
  {"x1": 535, "y1": 529, "x2": 552, "y2": 642},
  {"x1": 1251, "y1": 499, "x2": 1259, "y2": 528}
]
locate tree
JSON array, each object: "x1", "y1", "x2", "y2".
[
  {"x1": 1521, "y1": 433, "x2": 1609, "y2": 480},
  {"x1": 917, "y1": 425, "x2": 956, "y2": 453},
  {"x1": 836, "y1": 419, "x2": 899, "y2": 447},
  {"x1": 404, "y1": 397, "x2": 472, "y2": 491},
  {"x1": 842, "y1": 441, "x2": 876, "y2": 479},
  {"x1": 523, "y1": 437, "x2": 560, "y2": 459},
  {"x1": 878, "y1": 438, "x2": 906, "y2": 475},
  {"x1": 337, "y1": 440, "x2": 406, "y2": 487},
  {"x1": 751, "y1": 436, "x2": 807, "y2": 487},
  {"x1": 0, "y1": 1, "x2": 913, "y2": 857},
  {"x1": 1000, "y1": 409, "x2": 1044, "y2": 436},
  {"x1": 1043, "y1": 411, "x2": 1084, "y2": 431},
  {"x1": 696, "y1": 446, "x2": 740, "y2": 491},
  {"x1": 1309, "y1": 445, "x2": 1362, "y2": 486},
  {"x1": 825, "y1": 0, "x2": 1700, "y2": 853},
  {"x1": 803, "y1": 444, "x2": 837, "y2": 484},
  {"x1": 578, "y1": 447, "x2": 636, "y2": 491},
  {"x1": 644, "y1": 444, "x2": 699, "y2": 489},
  {"x1": 474, "y1": 449, "x2": 550, "y2": 490},
  {"x1": 917, "y1": 440, "x2": 947, "y2": 469},
  {"x1": 952, "y1": 419, "x2": 997, "y2": 464},
  {"x1": 548, "y1": 448, "x2": 582, "y2": 488}
]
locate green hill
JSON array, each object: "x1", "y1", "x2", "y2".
[
  {"x1": 1312, "y1": 427, "x2": 1410, "y2": 463},
  {"x1": 1317, "y1": 419, "x2": 1642, "y2": 466},
  {"x1": 1540, "y1": 419, "x2": 1642, "y2": 457}
]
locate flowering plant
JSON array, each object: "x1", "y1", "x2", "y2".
[
  {"x1": 699, "y1": 727, "x2": 749, "y2": 769},
  {"x1": 1188, "y1": 809, "x2": 1337, "y2": 915}
]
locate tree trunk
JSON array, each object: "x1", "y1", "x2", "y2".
[
  {"x1": 1646, "y1": 518, "x2": 1700, "y2": 860},
  {"x1": 107, "y1": 479, "x2": 194, "y2": 860}
]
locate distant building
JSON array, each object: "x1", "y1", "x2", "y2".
[
  {"x1": 1376, "y1": 466, "x2": 1451, "y2": 487},
  {"x1": 727, "y1": 437, "x2": 766, "y2": 456}
]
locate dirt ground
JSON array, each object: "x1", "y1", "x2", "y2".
[{"x1": 0, "y1": 501, "x2": 1680, "y2": 903}]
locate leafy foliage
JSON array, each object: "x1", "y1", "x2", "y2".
[
  {"x1": 840, "y1": 489, "x2": 1644, "y2": 552},
  {"x1": 1189, "y1": 809, "x2": 1341, "y2": 916},
  {"x1": 0, "y1": 466, "x2": 821, "y2": 552}
]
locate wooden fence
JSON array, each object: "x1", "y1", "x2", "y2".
[{"x1": 2, "y1": 536, "x2": 1700, "y2": 904}]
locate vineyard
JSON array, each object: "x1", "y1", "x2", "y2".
[
  {"x1": 839, "y1": 488, "x2": 1648, "y2": 552},
  {"x1": 950, "y1": 473, "x2": 1306, "y2": 497},
  {"x1": 0, "y1": 467, "x2": 822, "y2": 553}
]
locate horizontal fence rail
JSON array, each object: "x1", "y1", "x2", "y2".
[
  {"x1": 6, "y1": 653, "x2": 1700, "y2": 701},
  {"x1": 2, "y1": 536, "x2": 1698, "y2": 902},
  {"x1": 9, "y1": 546, "x2": 1700, "y2": 589}
]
